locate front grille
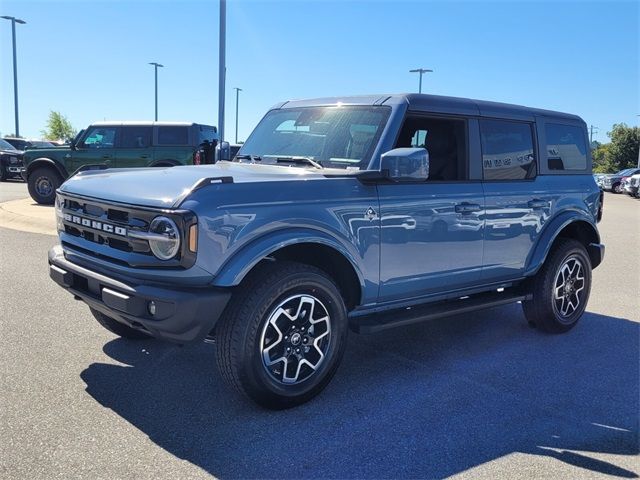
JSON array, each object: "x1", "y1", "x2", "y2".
[{"x1": 58, "y1": 193, "x2": 197, "y2": 269}]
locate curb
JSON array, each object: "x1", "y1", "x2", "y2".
[{"x1": 0, "y1": 198, "x2": 57, "y2": 236}]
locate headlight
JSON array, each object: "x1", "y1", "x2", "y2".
[{"x1": 148, "y1": 216, "x2": 180, "y2": 260}]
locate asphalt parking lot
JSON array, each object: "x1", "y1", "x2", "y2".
[{"x1": 1, "y1": 184, "x2": 638, "y2": 479}]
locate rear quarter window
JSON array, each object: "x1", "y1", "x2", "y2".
[
  {"x1": 545, "y1": 123, "x2": 587, "y2": 171},
  {"x1": 157, "y1": 126, "x2": 189, "y2": 146}
]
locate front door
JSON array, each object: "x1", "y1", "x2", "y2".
[
  {"x1": 71, "y1": 125, "x2": 118, "y2": 173},
  {"x1": 377, "y1": 183, "x2": 485, "y2": 303},
  {"x1": 377, "y1": 114, "x2": 484, "y2": 304}
]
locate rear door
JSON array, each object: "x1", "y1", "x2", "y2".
[
  {"x1": 480, "y1": 118, "x2": 549, "y2": 281},
  {"x1": 377, "y1": 114, "x2": 485, "y2": 303},
  {"x1": 114, "y1": 126, "x2": 154, "y2": 167}
]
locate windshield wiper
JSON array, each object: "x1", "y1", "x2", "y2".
[
  {"x1": 234, "y1": 154, "x2": 262, "y2": 162},
  {"x1": 269, "y1": 155, "x2": 324, "y2": 169}
]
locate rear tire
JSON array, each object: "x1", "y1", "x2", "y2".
[
  {"x1": 90, "y1": 308, "x2": 151, "y2": 340},
  {"x1": 28, "y1": 166, "x2": 62, "y2": 204},
  {"x1": 522, "y1": 239, "x2": 592, "y2": 333},
  {"x1": 612, "y1": 182, "x2": 622, "y2": 194},
  {"x1": 215, "y1": 261, "x2": 349, "y2": 409}
]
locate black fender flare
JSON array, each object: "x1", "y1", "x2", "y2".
[
  {"x1": 524, "y1": 210, "x2": 601, "y2": 275},
  {"x1": 26, "y1": 157, "x2": 69, "y2": 180}
]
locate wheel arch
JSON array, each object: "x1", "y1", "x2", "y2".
[
  {"x1": 525, "y1": 212, "x2": 602, "y2": 275},
  {"x1": 150, "y1": 159, "x2": 180, "y2": 167},
  {"x1": 26, "y1": 157, "x2": 69, "y2": 179},
  {"x1": 211, "y1": 231, "x2": 365, "y2": 311}
]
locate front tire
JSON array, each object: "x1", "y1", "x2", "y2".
[
  {"x1": 215, "y1": 261, "x2": 349, "y2": 409},
  {"x1": 522, "y1": 239, "x2": 592, "y2": 333},
  {"x1": 612, "y1": 182, "x2": 622, "y2": 194},
  {"x1": 0, "y1": 164, "x2": 7, "y2": 182},
  {"x1": 28, "y1": 166, "x2": 62, "y2": 204}
]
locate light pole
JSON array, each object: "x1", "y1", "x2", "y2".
[
  {"x1": 409, "y1": 68, "x2": 433, "y2": 94},
  {"x1": 234, "y1": 87, "x2": 242, "y2": 144},
  {"x1": 1, "y1": 15, "x2": 26, "y2": 137},
  {"x1": 218, "y1": 0, "x2": 226, "y2": 142},
  {"x1": 148, "y1": 62, "x2": 164, "y2": 121}
]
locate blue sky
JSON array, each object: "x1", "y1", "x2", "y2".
[{"x1": 1, "y1": 0, "x2": 638, "y2": 143}]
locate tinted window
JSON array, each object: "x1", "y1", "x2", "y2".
[
  {"x1": 545, "y1": 123, "x2": 587, "y2": 171},
  {"x1": 0, "y1": 139, "x2": 18, "y2": 151},
  {"x1": 157, "y1": 126, "x2": 188, "y2": 145},
  {"x1": 121, "y1": 126, "x2": 152, "y2": 148},
  {"x1": 481, "y1": 120, "x2": 535, "y2": 180},
  {"x1": 395, "y1": 116, "x2": 467, "y2": 181},
  {"x1": 82, "y1": 127, "x2": 117, "y2": 148}
]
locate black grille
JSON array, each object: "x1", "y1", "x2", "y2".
[{"x1": 57, "y1": 193, "x2": 197, "y2": 269}]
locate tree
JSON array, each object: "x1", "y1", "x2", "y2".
[
  {"x1": 606, "y1": 123, "x2": 639, "y2": 171},
  {"x1": 41, "y1": 111, "x2": 76, "y2": 141}
]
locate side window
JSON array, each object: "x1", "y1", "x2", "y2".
[
  {"x1": 545, "y1": 123, "x2": 587, "y2": 171},
  {"x1": 157, "y1": 126, "x2": 188, "y2": 145},
  {"x1": 120, "y1": 127, "x2": 152, "y2": 148},
  {"x1": 480, "y1": 120, "x2": 535, "y2": 180},
  {"x1": 82, "y1": 127, "x2": 117, "y2": 149},
  {"x1": 395, "y1": 116, "x2": 468, "y2": 181}
]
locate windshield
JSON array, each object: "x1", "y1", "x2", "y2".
[
  {"x1": 238, "y1": 106, "x2": 390, "y2": 169},
  {"x1": 0, "y1": 139, "x2": 18, "y2": 151}
]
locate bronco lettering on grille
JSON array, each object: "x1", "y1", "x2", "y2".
[{"x1": 63, "y1": 213, "x2": 127, "y2": 236}]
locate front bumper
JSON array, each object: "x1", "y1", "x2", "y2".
[{"x1": 48, "y1": 245, "x2": 231, "y2": 343}]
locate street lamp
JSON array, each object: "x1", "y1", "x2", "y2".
[
  {"x1": 1, "y1": 15, "x2": 26, "y2": 137},
  {"x1": 218, "y1": 0, "x2": 226, "y2": 142},
  {"x1": 409, "y1": 68, "x2": 433, "y2": 94},
  {"x1": 148, "y1": 62, "x2": 164, "y2": 121},
  {"x1": 233, "y1": 87, "x2": 242, "y2": 144}
]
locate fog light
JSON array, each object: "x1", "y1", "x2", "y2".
[{"x1": 148, "y1": 301, "x2": 157, "y2": 316}]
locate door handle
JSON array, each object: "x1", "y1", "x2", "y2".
[
  {"x1": 528, "y1": 199, "x2": 549, "y2": 209},
  {"x1": 140, "y1": 155, "x2": 149, "y2": 159},
  {"x1": 455, "y1": 203, "x2": 481, "y2": 214},
  {"x1": 102, "y1": 155, "x2": 111, "y2": 159}
]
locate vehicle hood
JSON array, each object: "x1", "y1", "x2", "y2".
[
  {"x1": 59, "y1": 161, "x2": 330, "y2": 208},
  {"x1": 0, "y1": 148, "x2": 24, "y2": 156},
  {"x1": 23, "y1": 146, "x2": 70, "y2": 159}
]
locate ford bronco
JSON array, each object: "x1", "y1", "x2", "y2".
[
  {"x1": 23, "y1": 121, "x2": 217, "y2": 205},
  {"x1": 48, "y1": 94, "x2": 604, "y2": 409}
]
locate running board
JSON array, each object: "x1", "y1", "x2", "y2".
[{"x1": 351, "y1": 290, "x2": 532, "y2": 334}]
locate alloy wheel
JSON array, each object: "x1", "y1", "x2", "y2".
[
  {"x1": 552, "y1": 256, "x2": 586, "y2": 319},
  {"x1": 260, "y1": 294, "x2": 332, "y2": 385}
]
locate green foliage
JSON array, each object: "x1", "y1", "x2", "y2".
[
  {"x1": 41, "y1": 111, "x2": 76, "y2": 141},
  {"x1": 591, "y1": 123, "x2": 639, "y2": 173}
]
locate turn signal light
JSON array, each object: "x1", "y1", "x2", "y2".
[{"x1": 189, "y1": 224, "x2": 198, "y2": 253}]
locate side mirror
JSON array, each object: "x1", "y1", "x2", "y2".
[
  {"x1": 69, "y1": 139, "x2": 77, "y2": 150},
  {"x1": 380, "y1": 147, "x2": 429, "y2": 182},
  {"x1": 215, "y1": 141, "x2": 231, "y2": 162}
]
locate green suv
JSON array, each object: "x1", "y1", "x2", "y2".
[{"x1": 23, "y1": 121, "x2": 217, "y2": 204}]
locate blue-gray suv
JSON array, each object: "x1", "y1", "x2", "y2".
[{"x1": 48, "y1": 94, "x2": 605, "y2": 409}]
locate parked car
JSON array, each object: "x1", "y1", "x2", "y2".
[
  {"x1": 601, "y1": 168, "x2": 640, "y2": 193},
  {"x1": 48, "y1": 93, "x2": 604, "y2": 409},
  {"x1": 22, "y1": 121, "x2": 218, "y2": 204},
  {"x1": 3, "y1": 137, "x2": 55, "y2": 151},
  {"x1": 0, "y1": 138, "x2": 24, "y2": 181},
  {"x1": 624, "y1": 173, "x2": 640, "y2": 197}
]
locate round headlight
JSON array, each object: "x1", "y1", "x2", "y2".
[{"x1": 148, "y1": 216, "x2": 180, "y2": 260}]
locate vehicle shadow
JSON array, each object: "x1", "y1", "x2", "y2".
[{"x1": 81, "y1": 306, "x2": 639, "y2": 479}]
